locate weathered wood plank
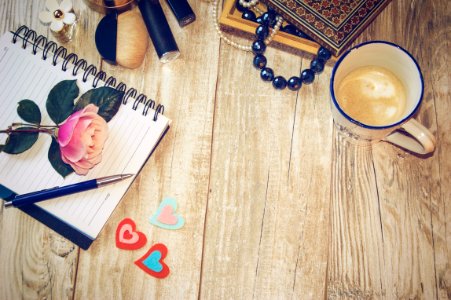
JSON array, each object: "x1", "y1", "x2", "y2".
[
  {"x1": 328, "y1": 138, "x2": 386, "y2": 298},
  {"x1": 0, "y1": 2, "x2": 101, "y2": 299},
  {"x1": 200, "y1": 14, "x2": 333, "y2": 296},
  {"x1": 328, "y1": 0, "x2": 449, "y2": 298},
  {"x1": 372, "y1": 0, "x2": 446, "y2": 298},
  {"x1": 74, "y1": 1, "x2": 219, "y2": 299}
]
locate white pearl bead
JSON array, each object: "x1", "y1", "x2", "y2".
[{"x1": 212, "y1": 0, "x2": 283, "y2": 53}]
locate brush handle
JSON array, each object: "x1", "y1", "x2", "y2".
[{"x1": 138, "y1": 0, "x2": 180, "y2": 62}]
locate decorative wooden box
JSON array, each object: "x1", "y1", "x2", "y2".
[
  {"x1": 219, "y1": 0, "x2": 392, "y2": 58},
  {"x1": 219, "y1": 0, "x2": 322, "y2": 57}
]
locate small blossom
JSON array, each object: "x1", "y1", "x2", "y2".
[
  {"x1": 57, "y1": 104, "x2": 109, "y2": 175},
  {"x1": 39, "y1": 0, "x2": 76, "y2": 32}
]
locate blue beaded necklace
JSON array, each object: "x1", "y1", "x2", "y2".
[{"x1": 250, "y1": 11, "x2": 332, "y2": 90}]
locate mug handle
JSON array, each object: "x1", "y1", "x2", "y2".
[{"x1": 384, "y1": 119, "x2": 436, "y2": 154}]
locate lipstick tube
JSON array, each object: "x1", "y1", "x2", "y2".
[
  {"x1": 138, "y1": 0, "x2": 180, "y2": 63},
  {"x1": 165, "y1": 0, "x2": 196, "y2": 27}
]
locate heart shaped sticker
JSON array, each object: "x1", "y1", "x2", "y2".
[
  {"x1": 150, "y1": 198, "x2": 185, "y2": 230},
  {"x1": 115, "y1": 218, "x2": 147, "y2": 250},
  {"x1": 135, "y1": 243, "x2": 170, "y2": 278}
]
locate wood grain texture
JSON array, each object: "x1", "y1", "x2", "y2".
[
  {"x1": 328, "y1": 1, "x2": 450, "y2": 299},
  {"x1": 74, "y1": 1, "x2": 219, "y2": 299},
  {"x1": 0, "y1": 2, "x2": 100, "y2": 300},
  {"x1": 0, "y1": 0, "x2": 449, "y2": 299}
]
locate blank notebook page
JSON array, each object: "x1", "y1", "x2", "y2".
[{"x1": 0, "y1": 32, "x2": 170, "y2": 239}]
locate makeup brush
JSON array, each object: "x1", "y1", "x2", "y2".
[
  {"x1": 95, "y1": 10, "x2": 149, "y2": 69},
  {"x1": 116, "y1": 10, "x2": 149, "y2": 69}
]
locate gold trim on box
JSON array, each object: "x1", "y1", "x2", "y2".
[{"x1": 219, "y1": 0, "x2": 332, "y2": 58}]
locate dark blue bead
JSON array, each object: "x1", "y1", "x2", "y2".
[
  {"x1": 235, "y1": 0, "x2": 246, "y2": 12},
  {"x1": 317, "y1": 47, "x2": 332, "y2": 61},
  {"x1": 253, "y1": 54, "x2": 267, "y2": 69},
  {"x1": 310, "y1": 58, "x2": 325, "y2": 74},
  {"x1": 301, "y1": 69, "x2": 315, "y2": 84},
  {"x1": 282, "y1": 24, "x2": 298, "y2": 35},
  {"x1": 252, "y1": 40, "x2": 266, "y2": 55},
  {"x1": 261, "y1": 11, "x2": 276, "y2": 26},
  {"x1": 272, "y1": 76, "x2": 287, "y2": 89},
  {"x1": 255, "y1": 25, "x2": 269, "y2": 40},
  {"x1": 255, "y1": 16, "x2": 264, "y2": 24},
  {"x1": 287, "y1": 76, "x2": 302, "y2": 91},
  {"x1": 242, "y1": 10, "x2": 256, "y2": 21},
  {"x1": 260, "y1": 67, "x2": 274, "y2": 81},
  {"x1": 267, "y1": 8, "x2": 277, "y2": 15}
]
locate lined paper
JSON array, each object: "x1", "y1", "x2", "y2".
[{"x1": 0, "y1": 32, "x2": 170, "y2": 238}]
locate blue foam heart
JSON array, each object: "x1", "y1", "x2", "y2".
[{"x1": 142, "y1": 250, "x2": 163, "y2": 272}]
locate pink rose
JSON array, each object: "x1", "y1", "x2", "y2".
[{"x1": 57, "y1": 104, "x2": 108, "y2": 175}]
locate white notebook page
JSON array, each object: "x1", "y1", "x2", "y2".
[{"x1": 0, "y1": 32, "x2": 170, "y2": 238}]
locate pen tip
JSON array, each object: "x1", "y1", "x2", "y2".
[{"x1": 122, "y1": 174, "x2": 134, "y2": 179}]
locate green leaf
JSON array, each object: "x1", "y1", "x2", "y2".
[
  {"x1": 46, "y1": 80, "x2": 79, "y2": 124},
  {"x1": 2, "y1": 127, "x2": 39, "y2": 154},
  {"x1": 48, "y1": 137, "x2": 73, "y2": 178},
  {"x1": 17, "y1": 100, "x2": 41, "y2": 124},
  {"x1": 74, "y1": 87, "x2": 123, "y2": 122}
]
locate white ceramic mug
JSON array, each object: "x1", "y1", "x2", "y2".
[{"x1": 330, "y1": 41, "x2": 436, "y2": 154}]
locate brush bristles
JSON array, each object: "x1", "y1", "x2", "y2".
[{"x1": 116, "y1": 10, "x2": 149, "y2": 69}]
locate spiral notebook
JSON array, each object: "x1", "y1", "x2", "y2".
[{"x1": 0, "y1": 26, "x2": 171, "y2": 250}]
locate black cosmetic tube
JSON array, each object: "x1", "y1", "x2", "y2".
[
  {"x1": 138, "y1": 0, "x2": 180, "y2": 63},
  {"x1": 166, "y1": 0, "x2": 196, "y2": 27}
]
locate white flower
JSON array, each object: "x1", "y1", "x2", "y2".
[{"x1": 39, "y1": 0, "x2": 76, "y2": 32}]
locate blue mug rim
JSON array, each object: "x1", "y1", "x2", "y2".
[{"x1": 330, "y1": 40, "x2": 424, "y2": 130}]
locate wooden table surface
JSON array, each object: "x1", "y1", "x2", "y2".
[{"x1": 0, "y1": 0, "x2": 449, "y2": 299}]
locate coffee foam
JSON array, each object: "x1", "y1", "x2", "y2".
[{"x1": 336, "y1": 66, "x2": 407, "y2": 126}]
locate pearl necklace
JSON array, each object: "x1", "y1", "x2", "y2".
[
  {"x1": 212, "y1": 0, "x2": 333, "y2": 90},
  {"x1": 211, "y1": 0, "x2": 282, "y2": 51}
]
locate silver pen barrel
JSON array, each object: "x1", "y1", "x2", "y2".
[{"x1": 96, "y1": 174, "x2": 133, "y2": 187}]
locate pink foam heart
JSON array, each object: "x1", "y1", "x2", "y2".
[
  {"x1": 119, "y1": 224, "x2": 139, "y2": 244},
  {"x1": 157, "y1": 205, "x2": 178, "y2": 225}
]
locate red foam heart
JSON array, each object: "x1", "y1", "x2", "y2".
[
  {"x1": 135, "y1": 243, "x2": 170, "y2": 279},
  {"x1": 115, "y1": 218, "x2": 147, "y2": 250}
]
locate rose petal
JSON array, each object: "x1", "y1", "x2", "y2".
[
  {"x1": 58, "y1": 104, "x2": 107, "y2": 176},
  {"x1": 83, "y1": 104, "x2": 100, "y2": 114},
  {"x1": 50, "y1": 20, "x2": 64, "y2": 32},
  {"x1": 73, "y1": 154, "x2": 101, "y2": 169},
  {"x1": 39, "y1": 11, "x2": 53, "y2": 23},
  {"x1": 86, "y1": 153, "x2": 102, "y2": 165},
  {"x1": 58, "y1": 105, "x2": 101, "y2": 156},
  {"x1": 60, "y1": 0, "x2": 73, "y2": 12},
  {"x1": 73, "y1": 158, "x2": 94, "y2": 169},
  {"x1": 61, "y1": 154, "x2": 88, "y2": 175},
  {"x1": 60, "y1": 142, "x2": 87, "y2": 163},
  {"x1": 60, "y1": 119, "x2": 93, "y2": 161},
  {"x1": 58, "y1": 111, "x2": 82, "y2": 146},
  {"x1": 46, "y1": 0, "x2": 59, "y2": 11},
  {"x1": 71, "y1": 164, "x2": 89, "y2": 175},
  {"x1": 63, "y1": 12, "x2": 76, "y2": 25}
]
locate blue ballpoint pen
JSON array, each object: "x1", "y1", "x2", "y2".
[{"x1": 4, "y1": 174, "x2": 133, "y2": 208}]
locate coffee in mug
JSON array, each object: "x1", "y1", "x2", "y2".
[
  {"x1": 330, "y1": 41, "x2": 436, "y2": 154},
  {"x1": 336, "y1": 65, "x2": 407, "y2": 126}
]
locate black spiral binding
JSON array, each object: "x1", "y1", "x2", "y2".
[{"x1": 12, "y1": 25, "x2": 164, "y2": 121}]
